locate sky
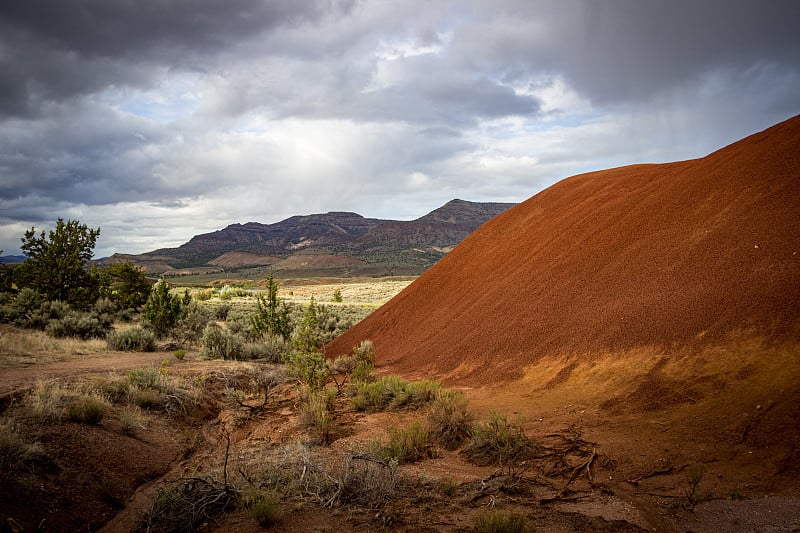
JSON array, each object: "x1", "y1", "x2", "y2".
[{"x1": 1, "y1": 0, "x2": 799, "y2": 258}]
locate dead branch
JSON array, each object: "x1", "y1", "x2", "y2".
[
  {"x1": 565, "y1": 447, "x2": 597, "y2": 487},
  {"x1": 540, "y1": 491, "x2": 594, "y2": 505},
  {"x1": 626, "y1": 465, "x2": 674, "y2": 485}
]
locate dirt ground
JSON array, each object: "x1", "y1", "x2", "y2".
[{"x1": 2, "y1": 338, "x2": 799, "y2": 533}]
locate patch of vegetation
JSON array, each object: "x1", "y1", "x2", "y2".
[
  {"x1": 175, "y1": 301, "x2": 212, "y2": 343},
  {"x1": 240, "y1": 333, "x2": 290, "y2": 363},
  {"x1": 426, "y1": 391, "x2": 473, "y2": 450},
  {"x1": 351, "y1": 375, "x2": 441, "y2": 411},
  {"x1": 107, "y1": 327, "x2": 156, "y2": 351},
  {"x1": 299, "y1": 386, "x2": 336, "y2": 443},
  {"x1": 44, "y1": 310, "x2": 113, "y2": 339},
  {"x1": 119, "y1": 406, "x2": 147, "y2": 436},
  {"x1": 16, "y1": 218, "x2": 101, "y2": 308},
  {"x1": 0, "y1": 418, "x2": 44, "y2": 472},
  {"x1": 462, "y1": 412, "x2": 540, "y2": 468},
  {"x1": 143, "y1": 279, "x2": 184, "y2": 337},
  {"x1": 27, "y1": 381, "x2": 75, "y2": 421},
  {"x1": 472, "y1": 509, "x2": 528, "y2": 533},
  {"x1": 242, "y1": 490, "x2": 281, "y2": 527},
  {"x1": 65, "y1": 394, "x2": 109, "y2": 424},
  {"x1": 369, "y1": 419, "x2": 435, "y2": 464},
  {"x1": 685, "y1": 462, "x2": 709, "y2": 509},
  {"x1": 251, "y1": 271, "x2": 292, "y2": 340},
  {"x1": 141, "y1": 477, "x2": 238, "y2": 533},
  {"x1": 236, "y1": 442, "x2": 398, "y2": 509},
  {"x1": 201, "y1": 323, "x2": 244, "y2": 360},
  {"x1": 125, "y1": 365, "x2": 195, "y2": 415}
]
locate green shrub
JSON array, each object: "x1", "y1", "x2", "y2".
[
  {"x1": 93, "y1": 297, "x2": 117, "y2": 316},
  {"x1": 427, "y1": 391, "x2": 473, "y2": 450},
  {"x1": 45, "y1": 311, "x2": 111, "y2": 339},
  {"x1": 107, "y1": 327, "x2": 156, "y2": 352},
  {"x1": 173, "y1": 348, "x2": 186, "y2": 360},
  {"x1": 351, "y1": 375, "x2": 440, "y2": 411},
  {"x1": 473, "y1": 509, "x2": 528, "y2": 533},
  {"x1": 143, "y1": 279, "x2": 182, "y2": 337},
  {"x1": 194, "y1": 289, "x2": 213, "y2": 301},
  {"x1": 131, "y1": 388, "x2": 164, "y2": 410},
  {"x1": 299, "y1": 387, "x2": 336, "y2": 443},
  {"x1": 226, "y1": 308, "x2": 260, "y2": 340},
  {"x1": 241, "y1": 335, "x2": 290, "y2": 363},
  {"x1": 251, "y1": 272, "x2": 292, "y2": 340},
  {"x1": 350, "y1": 360, "x2": 375, "y2": 386},
  {"x1": 372, "y1": 420, "x2": 433, "y2": 464},
  {"x1": 201, "y1": 323, "x2": 244, "y2": 360},
  {"x1": 246, "y1": 492, "x2": 280, "y2": 527},
  {"x1": 23, "y1": 300, "x2": 73, "y2": 329},
  {"x1": 65, "y1": 394, "x2": 109, "y2": 424},
  {"x1": 332, "y1": 288, "x2": 342, "y2": 303},
  {"x1": 174, "y1": 301, "x2": 211, "y2": 343},
  {"x1": 287, "y1": 350, "x2": 329, "y2": 390},
  {"x1": 127, "y1": 366, "x2": 165, "y2": 390},
  {"x1": 9, "y1": 288, "x2": 44, "y2": 324},
  {"x1": 462, "y1": 412, "x2": 540, "y2": 468},
  {"x1": 352, "y1": 340, "x2": 375, "y2": 364},
  {"x1": 211, "y1": 303, "x2": 230, "y2": 320},
  {"x1": 332, "y1": 340, "x2": 376, "y2": 378}
]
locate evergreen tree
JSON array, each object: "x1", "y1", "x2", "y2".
[
  {"x1": 143, "y1": 279, "x2": 182, "y2": 337},
  {"x1": 98, "y1": 261, "x2": 151, "y2": 309},
  {"x1": 17, "y1": 218, "x2": 101, "y2": 308},
  {"x1": 251, "y1": 271, "x2": 291, "y2": 340},
  {"x1": 292, "y1": 296, "x2": 320, "y2": 354}
]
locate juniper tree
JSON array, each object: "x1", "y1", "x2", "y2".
[
  {"x1": 17, "y1": 218, "x2": 101, "y2": 308},
  {"x1": 251, "y1": 271, "x2": 291, "y2": 340}
]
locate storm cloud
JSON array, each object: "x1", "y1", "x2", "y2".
[{"x1": 1, "y1": 0, "x2": 798, "y2": 256}]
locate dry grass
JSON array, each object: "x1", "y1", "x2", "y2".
[
  {"x1": 120, "y1": 405, "x2": 148, "y2": 436},
  {"x1": 0, "y1": 326, "x2": 107, "y2": 369},
  {"x1": 234, "y1": 441, "x2": 398, "y2": 508},
  {"x1": 278, "y1": 279, "x2": 413, "y2": 307},
  {"x1": 0, "y1": 417, "x2": 44, "y2": 471},
  {"x1": 24, "y1": 380, "x2": 112, "y2": 424}
]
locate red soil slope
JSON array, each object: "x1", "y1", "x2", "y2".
[{"x1": 327, "y1": 115, "x2": 800, "y2": 384}]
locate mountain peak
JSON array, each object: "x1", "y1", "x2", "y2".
[{"x1": 104, "y1": 200, "x2": 517, "y2": 275}]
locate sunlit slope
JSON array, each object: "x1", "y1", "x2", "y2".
[{"x1": 327, "y1": 115, "x2": 800, "y2": 384}]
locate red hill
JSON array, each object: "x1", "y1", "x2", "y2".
[{"x1": 327, "y1": 115, "x2": 800, "y2": 384}]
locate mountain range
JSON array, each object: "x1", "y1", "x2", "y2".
[{"x1": 102, "y1": 199, "x2": 516, "y2": 276}]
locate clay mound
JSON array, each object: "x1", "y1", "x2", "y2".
[{"x1": 327, "y1": 115, "x2": 800, "y2": 384}]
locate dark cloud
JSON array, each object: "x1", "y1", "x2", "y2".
[
  {"x1": 0, "y1": 0, "x2": 342, "y2": 116},
  {"x1": 0, "y1": 0, "x2": 798, "y2": 256},
  {"x1": 457, "y1": 0, "x2": 800, "y2": 104}
]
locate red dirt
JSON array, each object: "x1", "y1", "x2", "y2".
[
  {"x1": 327, "y1": 114, "x2": 800, "y2": 384},
  {"x1": 324, "y1": 115, "x2": 800, "y2": 530}
]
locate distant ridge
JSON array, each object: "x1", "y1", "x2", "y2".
[{"x1": 102, "y1": 199, "x2": 516, "y2": 276}]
